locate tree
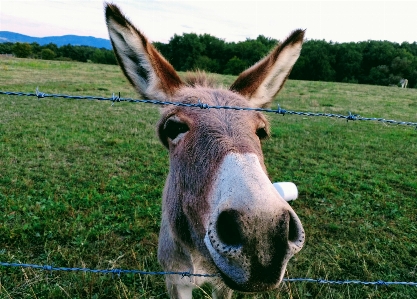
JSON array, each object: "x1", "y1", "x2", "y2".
[
  {"x1": 368, "y1": 65, "x2": 390, "y2": 85},
  {"x1": 102, "y1": 49, "x2": 117, "y2": 65},
  {"x1": 334, "y1": 43, "x2": 363, "y2": 83},
  {"x1": 360, "y1": 40, "x2": 397, "y2": 84},
  {"x1": 234, "y1": 39, "x2": 269, "y2": 67},
  {"x1": 408, "y1": 70, "x2": 417, "y2": 88},
  {"x1": 256, "y1": 35, "x2": 278, "y2": 49},
  {"x1": 30, "y1": 42, "x2": 42, "y2": 58},
  {"x1": 40, "y1": 48, "x2": 56, "y2": 60},
  {"x1": 198, "y1": 34, "x2": 226, "y2": 73},
  {"x1": 224, "y1": 56, "x2": 247, "y2": 75},
  {"x1": 166, "y1": 33, "x2": 205, "y2": 71},
  {"x1": 4, "y1": 32, "x2": 417, "y2": 88},
  {"x1": 13, "y1": 42, "x2": 32, "y2": 58},
  {"x1": 44, "y1": 43, "x2": 59, "y2": 54},
  {"x1": 90, "y1": 49, "x2": 105, "y2": 64},
  {"x1": 291, "y1": 40, "x2": 336, "y2": 81},
  {"x1": 390, "y1": 49, "x2": 414, "y2": 77},
  {"x1": 194, "y1": 55, "x2": 220, "y2": 73},
  {"x1": 0, "y1": 42, "x2": 14, "y2": 54}
]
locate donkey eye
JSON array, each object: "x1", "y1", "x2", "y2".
[
  {"x1": 164, "y1": 119, "x2": 189, "y2": 140},
  {"x1": 256, "y1": 127, "x2": 269, "y2": 140}
]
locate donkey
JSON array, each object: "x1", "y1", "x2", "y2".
[
  {"x1": 400, "y1": 78, "x2": 408, "y2": 88},
  {"x1": 105, "y1": 3, "x2": 305, "y2": 298}
]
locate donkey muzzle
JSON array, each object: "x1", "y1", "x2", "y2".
[
  {"x1": 204, "y1": 206, "x2": 304, "y2": 291},
  {"x1": 204, "y1": 153, "x2": 305, "y2": 291}
]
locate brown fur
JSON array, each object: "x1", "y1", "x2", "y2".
[
  {"x1": 183, "y1": 70, "x2": 218, "y2": 88},
  {"x1": 157, "y1": 90, "x2": 268, "y2": 243},
  {"x1": 105, "y1": 3, "x2": 305, "y2": 298},
  {"x1": 105, "y1": 3, "x2": 183, "y2": 98},
  {"x1": 230, "y1": 30, "x2": 305, "y2": 101}
]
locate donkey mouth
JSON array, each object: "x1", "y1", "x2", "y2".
[
  {"x1": 204, "y1": 232, "x2": 288, "y2": 293},
  {"x1": 214, "y1": 259, "x2": 287, "y2": 293}
]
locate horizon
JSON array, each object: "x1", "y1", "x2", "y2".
[
  {"x1": 1, "y1": 1, "x2": 416, "y2": 45},
  {"x1": 1, "y1": 29, "x2": 416, "y2": 46}
]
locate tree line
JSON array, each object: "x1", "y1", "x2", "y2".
[
  {"x1": 0, "y1": 42, "x2": 116, "y2": 65},
  {"x1": 1, "y1": 33, "x2": 416, "y2": 88}
]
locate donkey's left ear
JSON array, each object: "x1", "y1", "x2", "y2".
[{"x1": 230, "y1": 29, "x2": 305, "y2": 108}]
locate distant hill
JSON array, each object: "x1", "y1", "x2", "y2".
[{"x1": 0, "y1": 31, "x2": 112, "y2": 49}]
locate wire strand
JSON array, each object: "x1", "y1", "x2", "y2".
[
  {"x1": 0, "y1": 89, "x2": 416, "y2": 128},
  {"x1": 1, "y1": 262, "x2": 417, "y2": 286}
]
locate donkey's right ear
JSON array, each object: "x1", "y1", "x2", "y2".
[{"x1": 105, "y1": 3, "x2": 183, "y2": 100}]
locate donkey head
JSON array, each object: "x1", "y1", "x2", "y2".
[{"x1": 106, "y1": 3, "x2": 305, "y2": 297}]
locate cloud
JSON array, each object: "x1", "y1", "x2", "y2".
[{"x1": 1, "y1": 0, "x2": 416, "y2": 43}]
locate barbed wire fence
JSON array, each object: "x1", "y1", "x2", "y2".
[
  {"x1": 0, "y1": 261, "x2": 416, "y2": 287},
  {"x1": 1, "y1": 88, "x2": 417, "y2": 128},
  {"x1": 1, "y1": 88, "x2": 417, "y2": 288}
]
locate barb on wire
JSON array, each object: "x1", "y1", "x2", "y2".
[
  {"x1": 276, "y1": 104, "x2": 286, "y2": 115},
  {"x1": 347, "y1": 111, "x2": 359, "y2": 122},
  {"x1": 197, "y1": 98, "x2": 210, "y2": 109},
  {"x1": 111, "y1": 92, "x2": 121, "y2": 106},
  {"x1": 35, "y1": 87, "x2": 45, "y2": 99},
  {"x1": 0, "y1": 89, "x2": 416, "y2": 129},
  {"x1": 1, "y1": 262, "x2": 417, "y2": 286}
]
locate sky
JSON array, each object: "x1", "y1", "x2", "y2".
[{"x1": 0, "y1": 0, "x2": 416, "y2": 44}]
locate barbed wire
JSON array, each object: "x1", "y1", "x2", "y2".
[
  {"x1": 0, "y1": 262, "x2": 218, "y2": 278},
  {"x1": 1, "y1": 262, "x2": 416, "y2": 287},
  {"x1": 0, "y1": 89, "x2": 416, "y2": 128}
]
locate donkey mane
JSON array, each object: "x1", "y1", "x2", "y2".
[{"x1": 183, "y1": 70, "x2": 218, "y2": 88}]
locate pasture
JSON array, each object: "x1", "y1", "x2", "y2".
[{"x1": 0, "y1": 56, "x2": 416, "y2": 298}]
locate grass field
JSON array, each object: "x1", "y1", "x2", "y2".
[{"x1": 0, "y1": 56, "x2": 416, "y2": 299}]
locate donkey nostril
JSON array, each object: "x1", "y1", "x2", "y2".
[
  {"x1": 287, "y1": 210, "x2": 304, "y2": 246},
  {"x1": 288, "y1": 213, "x2": 298, "y2": 242},
  {"x1": 216, "y1": 210, "x2": 243, "y2": 247}
]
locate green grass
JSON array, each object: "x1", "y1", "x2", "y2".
[{"x1": 0, "y1": 56, "x2": 416, "y2": 298}]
